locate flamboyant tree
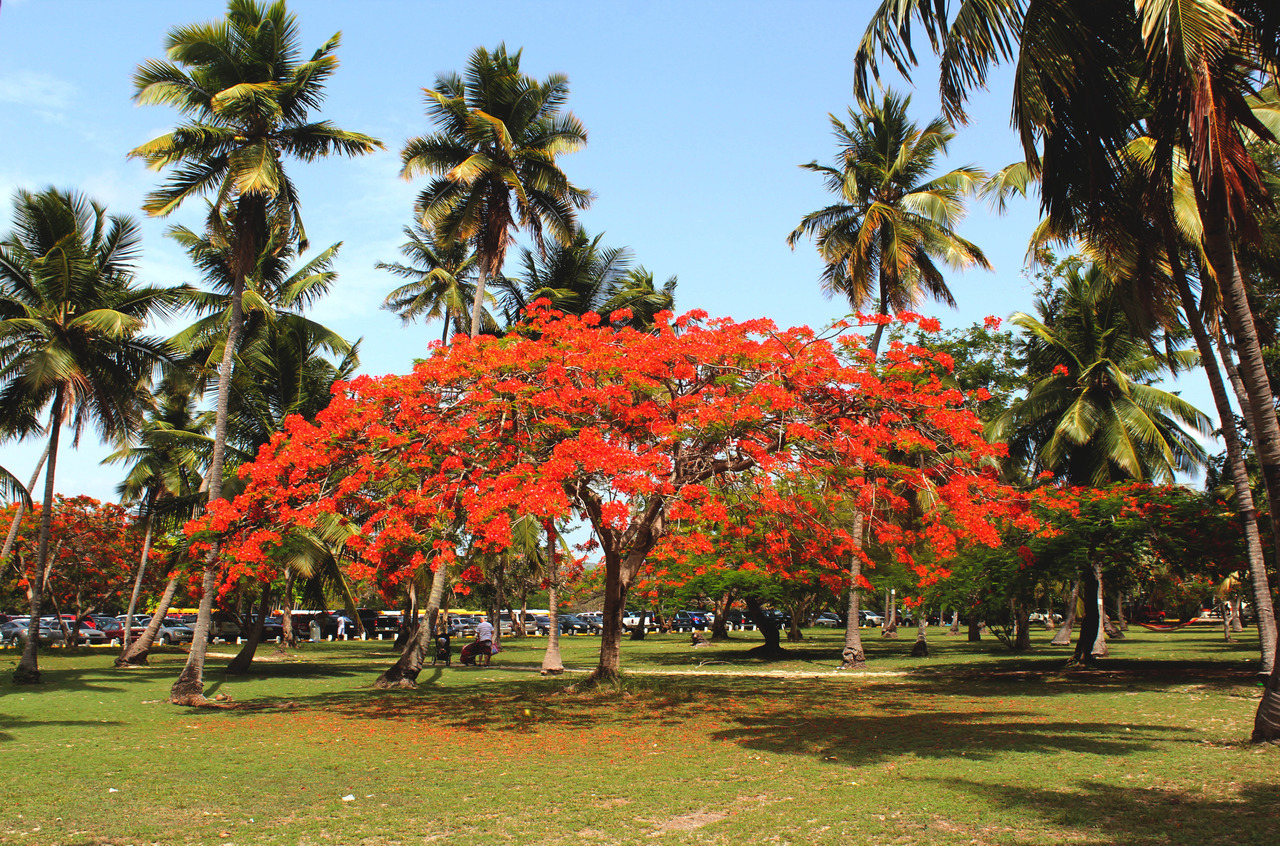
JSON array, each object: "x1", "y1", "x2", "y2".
[
  {"x1": 3, "y1": 496, "x2": 165, "y2": 636},
  {"x1": 188, "y1": 305, "x2": 1029, "y2": 687}
]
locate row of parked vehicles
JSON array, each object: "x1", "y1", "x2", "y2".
[{"x1": 0, "y1": 613, "x2": 197, "y2": 647}]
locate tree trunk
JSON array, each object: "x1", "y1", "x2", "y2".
[
  {"x1": 226, "y1": 587, "x2": 273, "y2": 674},
  {"x1": 280, "y1": 568, "x2": 296, "y2": 646},
  {"x1": 1216, "y1": 340, "x2": 1277, "y2": 662},
  {"x1": 882, "y1": 588, "x2": 898, "y2": 638},
  {"x1": 1197, "y1": 207, "x2": 1280, "y2": 681},
  {"x1": 710, "y1": 590, "x2": 733, "y2": 641},
  {"x1": 1253, "y1": 663, "x2": 1280, "y2": 742},
  {"x1": 171, "y1": 265, "x2": 248, "y2": 706},
  {"x1": 841, "y1": 546, "x2": 867, "y2": 668},
  {"x1": 1114, "y1": 592, "x2": 1128, "y2": 633},
  {"x1": 541, "y1": 521, "x2": 564, "y2": 675},
  {"x1": 0, "y1": 444, "x2": 48, "y2": 576},
  {"x1": 744, "y1": 595, "x2": 784, "y2": 658},
  {"x1": 967, "y1": 612, "x2": 981, "y2": 642},
  {"x1": 1231, "y1": 595, "x2": 1244, "y2": 633},
  {"x1": 469, "y1": 264, "x2": 488, "y2": 338},
  {"x1": 785, "y1": 597, "x2": 806, "y2": 643},
  {"x1": 376, "y1": 557, "x2": 450, "y2": 689},
  {"x1": 15, "y1": 393, "x2": 63, "y2": 684},
  {"x1": 948, "y1": 609, "x2": 960, "y2": 636},
  {"x1": 120, "y1": 506, "x2": 155, "y2": 653},
  {"x1": 910, "y1": 613, "x2": 929, "y2": 657},
  {"x1": 593, "y1": 550, "x2": 627, "y2": 682},
  {"x1": 1052, "y1": 581, "x2": 1079, "y2": 646},
  {"x1": 1072, "y1": 558, "x2": 1105, "y2": 666},
  {"x1": 1012, "y1": 600, "x2": 1031, "y2": 652},
  {"x1": 117, "y1": 577, "x2": 179, "y2": 667}
]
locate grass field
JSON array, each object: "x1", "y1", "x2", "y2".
[{"x1": 1, "y1": 626, "x2": 1275, "y2": 845}]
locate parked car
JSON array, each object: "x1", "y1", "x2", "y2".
[
  {"x1": 357, "y1": 609, "x2": 402, "y2": 639},
  {"x1": 812, "y1": 612, "x2": 844, "y2": 628},
  {"x1": 557, "y1": 613, "x2": 601, "y2": 635},
  {"x1": 240, "y1": 615, "x2": 284, "y2": 641},
  {"x1": 0, "y1": 619, "x2": 32, "y2": 644},
  {"x1": 858, "y1": 610, "x2": 884, "y2": 627},
  {"x1": 155, "y1": 619, "x2": 196, "y2": 644},
  {"x1": 671, "y1": 610, "x2": 713, "y2": 632}
]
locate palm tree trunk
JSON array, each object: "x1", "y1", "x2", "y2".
[
  {"x1": 882, "y1": 588, "x2": 898, "y2": 638},
  {"x1": 171, "y1": 270, "x2": 247, "y2": 705},
  {"x1": 541, "y1": 521, "x2": 564, "y2": 675},
  {"x1": 117, "y1": 577, "x2": 179, "y2": 667},
  {"x1": 1163, "y1": 233, "x2": 1276, "y2": 675},
  {"x1": 840, "y1": 512, "x2": 868, "y2": 669},
  {"x1": 1052, "y1": 581, "x2": 1079, "y2": 646},
  {"x1": 0, "y1": 444, "x2": 49, "y2": 574},
  {"x1": 15, "y1": 392, "x2": 63, "y2": 684},
  {"x1": 376, "y1": 556, "x2": 450, "y2": 689},
  {"x1": 469, "y1": 264, "x2": 488, "y2": 338},
  {"x1": 119, "y1": 505, "x2": 155, "y2": 654},
  {"x1": 911, "y1": 613, "x2": 929, "y2": 657},
  {"x1": 280, "y1": 568, "x2": 296, "y2": 646}
]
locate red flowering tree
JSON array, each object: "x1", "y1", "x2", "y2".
[
  {"x1": 191, "y1": 305, "x2": 1025, "y2": 686},
  {"x1": 3, "y1": 496, "x2": 164, "y2": 643}
]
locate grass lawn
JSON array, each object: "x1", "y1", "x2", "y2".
[{"x1": 0, "y1": 625, "x2": 1275, "y2": 845}]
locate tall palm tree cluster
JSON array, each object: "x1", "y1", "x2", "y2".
[{"x1": 840, "y1": 0, "x2": 1280, "y2": 741}]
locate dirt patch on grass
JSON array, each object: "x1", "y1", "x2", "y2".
[{"x1": 652, "y1": 810, "x2": 728, "y2": 832}]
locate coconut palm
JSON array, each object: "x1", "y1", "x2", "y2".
[
  {"x1": 130, "y1": 0, "x2": 380, "y2": 703},
  {"x1": 788, "y1": 90, "x2": 990, "y2": 354},
  {"x1": 105, "y1": 377, "x2": 211, "y2": 666},
  {"x1": 496, "y1": 228, "x2": 677, "y2": 330},
  {"x1": 400, "y1": 43, "x2": 593, "y2": 338},
  {"x1": 852, "y1": 0, "x2": 1280, "y2": 739},
  {"x1": 379, "y1": 222, "x2": 484, "y2": 344},
  {"x1": 0, "y1": 188, "x2": 183, "y2": 683},
  {"x1": 991, "y1": 261, "x2": 1210, "y2": 485},
  {"x1": 167, "y1": 222, "x2": 358, "y2": 672}
]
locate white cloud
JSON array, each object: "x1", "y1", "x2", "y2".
[{"x1": 0, "y1": 70, "x2": 75, "y2": 111}]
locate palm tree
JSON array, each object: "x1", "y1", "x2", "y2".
[
  {"x1": 991, "y1": 260, "x2": 1211, "y2": 666},
  {"x1": 130, "y1": 0, "x2": 380, "y2": 704},
  {"x1": 853, "y1": 0, "x2": 1280, "y2": 740},
  {"x1": 105, "y1": 377, "x2": 211, "y2": 666},
  {"x1": 0, "y1": 188, "x2": 183, "y2": 683},
  {"x1": 168, "y1": 223, "x2": 357, "y2": 672},
  {"x1": 168, "y1": 221, "x2": 358, "y2": 457},
  {"x1": 992, "y1": 261, "x2": 1210, "y2": 485},
  {"x1": 400, "y1": 43, "x2": 593, "y2": 338},
  {"x1": 379, "y1": 222, "x2": 483, "y2": 345},
  {"x1": 496, "y1": 228, "x2": 677, "y2": 330},
  {"x1": 788, "y1": 91, "x2": 990, "y2": 355}
]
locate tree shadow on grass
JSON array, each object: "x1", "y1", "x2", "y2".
[
  {"x1": 710, "y1": 703, "x2": 1182, "y2": 766},
  {"x1": 927, "y1": 776, "x2": 1279, "y2": 846},
  {"x1": 197, "y1": 671, "x2": 1187, "y2": 770},
  {"x1": 0, "y1": 714, "x2": 124, "y2": 743}
]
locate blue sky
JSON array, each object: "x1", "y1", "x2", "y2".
[{"x1": 2, "y1": 0, "x2": 1202, "y2": 501}]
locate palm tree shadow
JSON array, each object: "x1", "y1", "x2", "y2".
[{"x1": 923, "y1": 776, "x2": 1279, "y2": 846}]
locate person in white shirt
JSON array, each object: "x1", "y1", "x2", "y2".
[{"x1": 475, "y1": 618, "x2": 494, "y2": 666}]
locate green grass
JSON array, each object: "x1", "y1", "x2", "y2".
[{"x1": 0, "y1": 626, "x2": 1275, "y2": 845}]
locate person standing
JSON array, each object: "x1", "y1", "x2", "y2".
[{"x1": 475, "y1": 617, "x2": 494, "y2": 667}]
